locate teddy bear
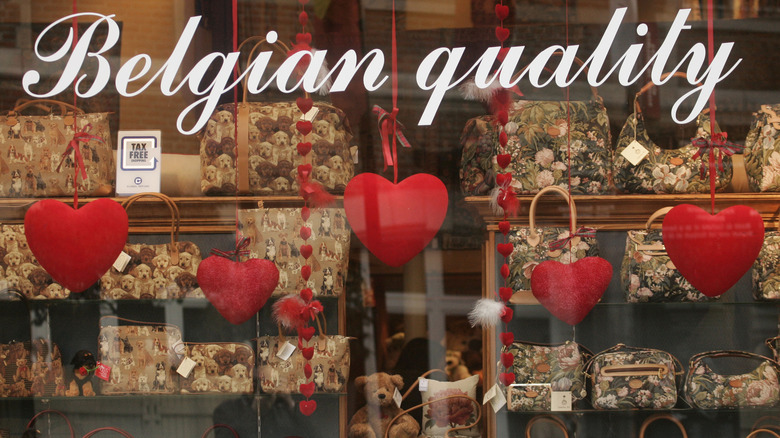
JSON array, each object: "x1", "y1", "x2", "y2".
[{"x1": 348, "y1": 372, "x2": 419, "y2": 438}]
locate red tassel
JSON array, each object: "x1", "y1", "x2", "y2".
[
  {"x1": 299, "y1": 180, "x2": 336, "y2": 208},
  {"x1": 272, "y1": 295, "x2": 307, "y2": 330}
]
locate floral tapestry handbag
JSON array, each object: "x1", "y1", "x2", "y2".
[
  {"x1": 613, "y1": 72, "x2": 733, "y2": 194},
  {"x1": 99, "y1": 193, "x2": 204, "y2": 300},
  {"x1": 0, "y1": 339, "x2": 65, "y2": 397},
  {"x1": 179, "y1": 342, "x2": 254, "y2": 395},
  {"x1": 587, "y1": 344, "x2": 682, "y2": 410},
  {"x1": 504, "y1": 340, "x2": 591, "y2": 411},
  {"x1": 752, "y1": 217, "x2": 780, "y2": 301},
  {"x1": 199, "y1": 37, "x2": 356, "y2": 196},
  {"x1": 459, "y1": 58, "x2": 611, "y2": 196},
  {"x1": 97, "y1": 316, "x2": 184, "y2": 395},
  {"x1": 507, "y1": 186, "x2": 600, "y2": 301},
  {"x1": 0, "y1": 99, "x2": 114, "y2": 198},
  {"x1": 0, "y1": 224, "x2": 71, "y2": 300},
  {"x1": 238, "y1": 207, "x2": 350, "y2": 297},
  {"x1": 621, "y1": 207, "x2": 712, "y2": 302},
  {"x1": 744, "y1": 104, "x2": 780, "y2": 192},
  {"x1": 684, "y1": 350, "x2": 780, "y2": 409}
]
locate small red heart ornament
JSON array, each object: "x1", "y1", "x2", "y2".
[
  {"x1": 24, "y1": 199, "x2": 128, "y2": 293},
  {"x1": 499, "y1": 372, "x2": 515, "y2": 387},
  {"x1": 301, "y1": 347, "x2": 314, "y2": 361},
  {"x1": 300, "y1": 244, "x2": 313, "y2": 259},
  {"x1": 301, "y1": 207, "x2": 311, "y2": 221},
  {"x1": 497, "y1": 110, "x2": 509, "y2": 126},
  {"x1": 304, "y1": 363, "x2": 313, "y2": 379},
  {"x1": 299, "y1": 400, "x2": 317, "y2": 416},
  {"x1": 499, "y1": 332, "x2": 514, "y2": 346},
  {"x1": 501, "y1": 352, "x2": 514, "y2": 369},
  {"x1": 344, "y1": 173, "x2": 448, "y2": 267},
  {"x1": 531, "y1": 257, "x2": 612, "y2": 325},
  {"x1": 496, "y1": 172, "x2": 512, "y2": 188},
  {"x1": 301, "y1": 265, "x2": 312, "y2": 281},
  {"x1": 498, "y1": 221, "x2": 511, "y2": 235},
  {"x1": 497, "y1": 243, "x2": 514, "y2": 258},
  {"x1": 297, "y1": 142, "x2": 312, "y2": 157},
  {"x1": 299, "y1": 326, "x2": 315, "y2": 342},
  {"x1": 300, "y1": 381, "x2": 315, "y2": 399},
  {"x1": 197, "y1": 257, "x2": 279, "y2": 325},
  {"x1": 300, "y1": 288, "x2": 313, "y2": 302},
  {"x1": 500, "y1": 306, "x2": 514, "y2": 323},
  {"x1": 296, "y1": 120, "x2": 312, "y2": 136},
  {"x1": 662, "y1": 204, "x2": 764, "y2": 297},
  {"x1": 495, "y1": 4, "x2": 510, "y2": 20},
  {"x1": 295, "y1": 33, "x2": 312, "y2": 46},
  {"x1": 495, "y1": 27, "x2": 510, "y2": 43},
  {"x1": 499, "y1": 287, "x2": 513, "y2": 302},
  {"x1": 500, "y1": 263, "x2": 510, "y2": 279},
  {"x1": 499, "y1": 132, "x2": 508, "y2": 148},
  {"x1": 497, "y1": 153, "x2": 511, "y2": 169},
  {"x1": 300, "y1": 227, "x2": 312, "y2": 241},
  {"x1": 296, "y1": 97, "x2": 313, "y2": 114},
  {"x1": 298, "y1": 11, "x2": 309, "y2": 26}
]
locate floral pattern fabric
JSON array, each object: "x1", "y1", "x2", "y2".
[
  {"x1": 613, "y1": 112, "x2": 733, "y2": 193},
  {"x1": 752, "y1": 231, "x2": 780, "y2": 300},
  {"x1": 421, "y1": 375, "x2": 480, "y2": 437},
  {"x1": 621, "y1": 229, "x2": 712, "y2": 302},
  {"x1": 504, "y1": 341, "x2": 587, "y2": 411},
  {"x1": 508, "y1": 227, "x2": 600, "y2": 293},
  {"x1": 685, "y1": 353, "x2": 780, "y2": 409},
  {"x1": 744, "y1": 104, "x2": 780, "y2": 192},
  {"x1": 459, "y1": 99, "x2": 612, "y2": 195},
  {"x1": 589, "y1": 345, "x2": 679, "y2": 410}
]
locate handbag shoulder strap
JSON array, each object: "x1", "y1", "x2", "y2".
[
  {"x1": 525, "y1": 415, "x2": 569, "y2": 438},
  {"x1": 99, "y1": 315, "x2": 181, "y2": 333},
  {"x1": 120, "y1": 192, "x2": 181, "y2": 264},
  {"x1": 25, "y1": 410, "x2": 75, "y2": 438},
  {"x1": 527, "y1": 186, "x2": 577, "y2": 246},
  {"x1": 747, "y1": 429, "x2": 780, "y2": 438},
  {"x1": 12, "y1": 99, "x2": 83, "y2": 116},
  {"x1": 688, "y1": 350, "x2": 780, "y2": 371},
  {"x1": 201, "y1": 424, "x2": 240, "y2": 438},
  {"x1": 639, "y1": 414, "x2": 687, "y2": 438},
  {"x1": 82, "y1": 427, "x2": 135, "y2": 438},
  {"x1": 646, "y1": 207, "x2": 674, "y2": 230}
]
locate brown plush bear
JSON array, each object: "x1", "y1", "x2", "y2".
[{"x1": 348, "y1": 372, "x2": 419, "y2": 438}]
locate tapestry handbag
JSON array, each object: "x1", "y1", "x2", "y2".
[
  {"x1": 0, "y1": 224, "x2": 70, "y2": 299},
  {"x1": 97, "y1": 316, "x2": 184, "y2": 395},
  {"x1": 238, "y1": 207, "x2": 350, "y2": 297},
  {"x1": 0, "y1": 98, "x2": 114, "y2": 197},
  {"x1": 504, "y1": 340, "x2": 591, "y2": 411},
  {"x1": 256, "y1": 319, "x2": 350, "y2": 394},
  {"x1": 459, "y1": 59, "x2": 611, "y2": 196},
  {"x1": 507, "y1": 186, "x2": 600, "y2": 298},
  {"x1": 621, "y1": 207, "x2": 711, "y2": 302},
  {"x1": 587, "y1": 343, "x2": 682, "y2": 410},
  {"x1": 99, "y1": 193, "x2": 204, "y2": 300},
  {"x1": 199, "y1": 37, "x2": 356, "y2": 196},
  {"x1": 179, "y1": 342, "x2": 254, "y2": 395},
  {"x1": 752, "y1": 217, "x2": 780, "y2": 300},
  {"x1": 0, "y1": 339, "x2": 65, "y2": 397},
  {"x1": 744, "y1": 104, "x2": 780, "y2": 192},
  {"x1": 684, "y1": 350, "x2": 780, "y2": 409},
  {"x1": 613, "y1": 72, "x2": 733, "y2": 194}
]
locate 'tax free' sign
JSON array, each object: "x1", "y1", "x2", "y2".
[{"x1": 117, "y1": 130, "x2": 161, "y2": 195}]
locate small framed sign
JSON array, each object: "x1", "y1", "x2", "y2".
[{"x1": 116, "y1": 130, "x2": 161, "y2": 195}]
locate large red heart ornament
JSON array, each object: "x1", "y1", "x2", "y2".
[
  {"x1": 531, "y1": 257, "x2": 612, "y2": 325},
  {"x1": 24, "y1": 199, "x2": 128, "y2": 293},
  {"x1": 197, "y1": 257, "x2": 279, "y2": 325},
  {"x1": 344, "y1": 173, "x2": 448, "y2": 267},
  {"x1": 662, "y1": 204, "x2": 764, "y2": 297}
]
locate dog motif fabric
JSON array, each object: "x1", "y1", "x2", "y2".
[
  {"x1": 199, "y1": 101, "x2": 356, "y2": 195},
  {"x1": 256, "y1": 335, "x2": 350, "y2": 394},
  {"x1": 238, "y1": 208, "x2": 350, "y2": 297},
  {"x1": 180, "y1": 343, "x2": 254, "y2": 394},
  {"x1": 97, "y1": 322, "x2": 183, "y2": 394},
  {"x1": 0, "y1": 224, "x2": 70, "y2": 300},
  {"x1": 99, "y1": 241, "x2": 204, "y2": 299},
  {"x1": 0, "y1": 109, "x2": 114, "y2": 197},
  {"x1": 0, "y1": 339, "x2": 64, "y2": 397}
]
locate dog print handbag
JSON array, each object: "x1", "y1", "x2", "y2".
[
  {"x1": 99, "y1": 193, "x2": 204, "y2": 299},
  {"x1": 179, "y1": 342, "x2": 254, "y2": 394},
  {"x1": 0, "y1": 224, "x2": 71, "y2": 300},
  {"x1": 238, "y1": 207, "x2": 350, "y2": 297}
]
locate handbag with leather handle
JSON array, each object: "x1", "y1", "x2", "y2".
[
  {"x1": 639, "y1": 414, "x2": 688, "y2": 438},
  {"x1": 524, "y1": 415, "x2": 569, "y2": 438},
  {"x1": 0, "y1": 339, "x2": 65, "y2": 397},
  {"x1": 179, "y1": 342, "x2": 255, "y2": 394},
  {"x1": 744, "y1": 104, "x2": 780, "y2": 192},
  {"x1": 613, "y1": 72, "x2": 733, "y2": 194},
  {"x1": 621, "y1": 206, "x2": 712, "y2": 302},
  {"x1": 752, "y1": 217, "x2": 780, "y2": 300}
]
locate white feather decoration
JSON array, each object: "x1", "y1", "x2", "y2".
[
  {"x1": 459, "y1": 78, "x2": 504, "y2": 103},
  {"x1": 489, "y1": 187, "x2": 504, "y2": 216},
  {"x1": 312, "y1": 49, "x2": 332, "y2": 95},
  {"x1": 468, "y1": 298, "x2": 505, "y2": 328}
]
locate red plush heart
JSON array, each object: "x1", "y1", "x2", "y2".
[
  {"x1": 299, "y1": 400, "x2": 317, "y2": 416},
  {"x1": 531, "y1": 257, "x2": 612, "y2": 325},
  {"x1": 24, "y1": 199, "x2": 128, "y2": 293},
  {"x1": 499, "y1": 332, "x2": 514, "y2": 347},
  {"x1": 300, "y1": 381, "x2": 315, "y2": 399},
  {"x1": 300, "y1": 226, "x2": 311, "y2": 241},
  {"x1": 662, "y1": 204, "x2": 764, "y2": 297},
  {"x1": 299, "y1": 326, "x2": 315, "y2": 342},
  {"x1": 296, "y1": 97, "x2": 313, "y2": 114},
  {"x1": 297, "y1": 142, "x2": 312, "y2": 157},
  {"x1": 497, "y1": 47, "x2": 510, "y2": 62},
  {"x1": 499, "y1": 132, "x2": 508, "y2": 148},
  {"x1": 500, "y1": 306, "x2": 514, "y2": 323},
  {"x1": 300, "y1": 244, "x2": 313, "y2": 259},
  {"x1": 344, "y1": 173, "x2": 448, "y2": 267},
  {"x1": 301, "y1": 347, "x2": 314, "y2": 361},
  {"x1": 304, "y1": 363, "x2": 313, "y2": 379},
  {"x1": 497, "y1": 243, "x2": 514, "y2": 258},
  {"x1": 499, "y1": 287, "x2": 513, "y2": 302},
  {"x1": 301, "y1": 265, "x2": 312, "y2": 281},
  {"x1": 300, "y1": 288, "x2": 313, "y2": 302},
  {"x1": 495, "y1": 27, "x2": 510, "y2": 43},
  {"x1": 498, "y1": 221, "x2": 511, "y2": 236},
  {"x1": 301, "y1": 207, "x2": 311, "y2": 221},
  {"x1": 496, "y1": 172, "x2": 512, "y2": 188},
  {"x1": 298, "y1": 164, "x2": 312, "y2": 181},
  {"x1": 497, "y1": 110, "x2": 509, "y2": 126},
  {"x1": 495, "y1": 4, "x2": 510, "y2": 20},
  {"x1": 298, "y1": 11, "x2": 309, "y2": 26},
  {"x1": 295, "y1": 33, "x2": 312, "y2": 46},
  {"x1": 500, "y1": 263, "x2": 510, "y2": 279},
  {"x1": 501, "y1": 352, "x2": 514, "y2": 369},
  {"x1": 497, "y1": 153, "x2": 511, "y2": 169},
  {"x1": 296, "y1": 120, "x2": 313, "y2": 136},
  {"x1": 197, "y1": 257, "x2": 279, "y2": 325},
  {"x1": 499, "y1": 372, "x2": 515, "y2": 387}
]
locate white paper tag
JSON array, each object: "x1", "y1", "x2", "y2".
[
  {"x1": 300, "y1": 107, "x2": 320, "y2": 122},
  {"x1": 393, "y1": 387, "x2": 403, "y2": 408},
  {"x1": 551, "y1": 391, "x2": 572, "y2": 411},
  {"x1": 621, "y1": 140, "x2": 650, "y2": 166},
  {"x1": 418, "y1": 378, "x2": 428, "y2": 392},
  {"x1": 483, "y1": 384, "x2": 497, "y2": 405},
  {"x1": 177, "y1": 357, "x2": 196, "y2": 378},
  {"x1": 483, "y1": 384, "x2": 506, "y2": 413},
  {"x1": 277, "y1": 341, "x2": 296, "y2": 361},
  {"x1": 113, "y1": 251, "x2": 132, "y2": 272}
]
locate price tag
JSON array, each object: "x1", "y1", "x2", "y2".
[
  {"x1": 300, "y1": 107, "x2": 320, "y2": 122},
  {"x1": 418, "y1": 377, "x2": 428, "y2": 392},
  {"x1": 393, "y1": 387, "x2": 403, "y2": 408},
  {"x1": 177, "y1": 357, "x2": 197, "y2": 378},
  {"x1": 113, "y1": 251, "x2": 131, "y2": 272},
  {"x1": 277, "y1": 341, "x2": 296, "y2": 360},
  {"x1": 551, "y1": 391, "x2": 572, "y2": 411},
  {"x1": 95, "y1": 362, "x2": 111, "y2": 382},
  {"x1": 483, "y1": 384, "x2": 506, "y2": 413},
  {"x1": 621, "y1": 140, "x2": 650, "y2": 166}
]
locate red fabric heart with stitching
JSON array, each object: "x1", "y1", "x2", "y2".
[
  {"x1": 662, "y1": 204, "x2": 764, "y2": 297},
  {"x1": 497, "y1": 243, "x2": 513, "y2": 258},
  {"x1": 531, "y1": 257, "x2": 612, "y2": 325},
  {"x1": 495, "y1": 27, "x2": 510, "y2": 42},
  {"x1": 302, "y1": 347, "x2": 314, "y2": 361},
  {"x1": 197, "y1": 257, "x2": 279, "y2": 325},
  {"x1": 296, "y1": 97, "x2": 313, "y2": 114},
  {"x1": 300, "y1": 381, "x2": 315, "y2": 399},
  {"x1": 499, "y1": 287, "x2": 513, "y2": 302},
  {"x1": 501, "y1": 352, "x2": 514, "y2": 369},
  {"x1": 499, "y1": 372, "x2": 515, "y2": 387},
  {"x1": 300, "y1": 227, "x2": 311, "y2": 241},
  {"x1": 296, "y1": 120, "x2": 312, "y2": 136},
  {"x1": 300, "y1": 244, "x2": 313, "y2": 260},
  {"x1": 297, "y1": 142, "x2": 312, "y2": 157},
  {"x1": 344, "y1": 173, "x2": 448, "y2": 267},
  {"x1": 497, "y1": 153, "x2": 511, "y2": 168},
  {"x1": 24, "y1": 199, "x2": 128, "y2": 293},
  {"x1": 495, "y1": 4, "x2": 510, "y2": 20},
  {"x1": 299, "y1": 400, "x2": 317, "y2": 416},
  {"x1": 299, "y1": 326, "x2": 315, "y2": 342},
  {"x1": 499, "y1": 332, "x2": 514, "y2": 346},
  {"x1": 498, "y1": 221, "x2": 511, "y2": 235}
]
